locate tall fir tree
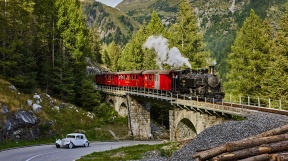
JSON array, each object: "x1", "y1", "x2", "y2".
[
  {"x1": 89, "y1": 22, "x2": 102, "y2": 64},
  {"x1": 168, "y1": 0, "x2": 209, "y2": 68},
  {"x1": 79, "y1": 79, "x2": 101, "y2": 111},
  {"x1": 143, "y1": 10, "x2": 166, "y2": 70},
  {"x1": 0, "y1": 0, "x2": 37, "y2": 92},
  {"x1": 53, "y1": 0, "x2": 92, "y2": 103},
  {"x1": 260, "y1": 7, "x2": 288, "y2": 100},
  {"x1": 224, "y1": 10, "x2": 272, "y2": 97},
  {"x1": 106, "y1": 42, "x2": 121, "y2": 72},
  {"x1": 117, "y1": 22, "x2": 148, "y2": 70},
  {"x1": 33, "y1": 0, "x2": 58, "y2": 92}
]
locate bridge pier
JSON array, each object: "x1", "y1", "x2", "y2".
[
  {"x1": 127, "y1": 95, "x2": 151, "y2": 139},
  {"x1": 105, "y1": 94, "x2": 151, "y2": 139}
]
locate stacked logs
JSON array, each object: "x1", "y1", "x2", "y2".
[{"x1": 192, "y1": 124, "x2": 288, "y2": 161}]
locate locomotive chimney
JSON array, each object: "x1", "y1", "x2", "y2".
[{"x1": 209, "y1": 66, "x2": 215, "y2": 75}]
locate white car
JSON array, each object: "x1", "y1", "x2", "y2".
[{"x1": 55, "y1": 133, "x2": 90, "y2": 149}]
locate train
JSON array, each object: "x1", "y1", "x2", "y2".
[{"x1": 95, "y1": 66, "x2": 224, "y2": 101}]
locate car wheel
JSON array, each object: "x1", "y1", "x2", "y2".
[
  {"x1": 68, "y1": 143, "x2": 74, "y2": 149},
  {"x1": 84, "y1": 141, "x2": 89, "y2": 147},
  {"x1": 56, "y1": 144, "x2": 60, "y2": 148}
]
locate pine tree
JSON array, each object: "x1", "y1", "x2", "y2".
[
  {"x1": 0, "y1": 0, "x2": 37, "y2": 92},
  {"x1": 224, "y1": 10, "x2": 272, "y2": 97},
  {"x1": 146, "y1": 10, "x2": 165, "y2": 36},
  {"x1": 100, "y1": 43, "x2": 111, "y2": 67},
  {"x1": 52, "y1": 0, "x2": 92, "y2": 103},
  {"x1": 89, "y1": 22, "x2": 102, "y2": 64},
  {"x1": 118, "y1": 11, "x2": 167, "y2": 70},
  {"x1": 33, "y1": 0, "x2": 58, "y2": 92},
  {"x1": 118, "y1": 24, "x2": 148, "y2": 70},
  {"x1": 260, "y1": 7, "x2": 288, "y2": 100},
  {"x1": 143, "y1": 11, "x2": 165, "y2": 70},
  {"x1": 168, "y1": 0, "x2": 208, "y2": 68},
  {"x1": 107, "y1": 42, "x2": 121, "y2": 71},
  {"x1": 79, "y1": 79, "x2": 101, "y2": 111}
]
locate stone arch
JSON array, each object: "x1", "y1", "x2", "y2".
[
  {"x1": 108, "y1": 99, "x2": 114, "y2": 108},
  {"x1": 119, "y1": 103, "x2": 128, "y2": 117},
  {"x1": 175, "y1": 118, "x2": 197, "y2": 141}
]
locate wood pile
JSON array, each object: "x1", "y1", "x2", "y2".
[{"x1": 192, "y1": 124, "x2": 288, "y2": 161}]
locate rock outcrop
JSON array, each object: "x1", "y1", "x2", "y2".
[{"x1": 0, "y1": 109, "x2": 40, "y2": 141}]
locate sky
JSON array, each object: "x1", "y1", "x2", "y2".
[{"x1": 95, "y1": 0, "x2": 123, "y2": 7}]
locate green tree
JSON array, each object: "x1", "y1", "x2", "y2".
[
  {"x1": 0, "y1": 0, "x2": 37, "y2": 92},
  {"x1": 79, "y1": 79, "x2": 101, "y2": 111},
  {"x1": 89, "y1": 22, "x2": 102, "y2": 64},
  {"x1": 168, "y1": 0, "x2": 209, "y2": 68},
  {"x1": 118, "y1": 11, "x2": 167, "y2": 70},
  {"x1": 100, "y1": 43, "x2": 111, "y2": 66},
  {"x1": 33, "y1": 0, "x2": 58, "y2": 92},
  {"x1": 224, "y1": 10, "x2": 272, "y2": 97},
  {"x1": 260, "y1": 7, "x2": 288, "y2": 100},
  {"x1": 118, "y1": 22, "x2": 148, "y2": 70},
  {"x1": 107, "y1": 42, "x2": 121, "y2": 71},
  {"x1": 143, "y1": 11, "x2": 166, "y2": 70},
  {"x1": 51, "y1": 0, "x2": 92, "y2": 103}
]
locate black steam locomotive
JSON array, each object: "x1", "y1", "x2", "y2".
[{"x1": 174, "y1": 66, "x2": 224, "y2": 101}]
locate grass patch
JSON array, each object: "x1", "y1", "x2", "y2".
[{"x1": 77, "y1": 142, "x2": 177, "y2": 161}]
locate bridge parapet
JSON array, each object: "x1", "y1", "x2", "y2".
[{"x1": 172, "y1": 99, "x2": 252, "y2": 117}]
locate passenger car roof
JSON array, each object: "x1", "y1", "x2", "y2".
[
  {"x1": 116, "y1": 70, "x2": 144, "y2": 74},
  {"x1": 142, "y1": 70, "x2": 174, "y2": 74}
]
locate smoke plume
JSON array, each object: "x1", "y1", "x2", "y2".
[{"x1": 143, "y1": 35, "x2": 191, "y2": 69}]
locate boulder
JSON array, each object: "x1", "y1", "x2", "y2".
[
  {"x1": 27, "y1": 99, "x2": 33, "y2": 106},
  {"x1": 1, "y1": 110, "x2": 40, "y2": 141},
  {"x1": 2, "y1": 105, "x2": 9, "y2": 113},
  {"x1": 32, "y1": 104, "x2": 42, "y2": 112},
  {"x1": 33, "y1": 93, "x2": 41, "y2": 100}
]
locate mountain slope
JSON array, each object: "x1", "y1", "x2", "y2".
[
  {"x1": 117, "y1": 0, "x2": 288, "y2": 77},
  {"x1": 82, "y1": 0, "x2": 141, "y2": 45}
]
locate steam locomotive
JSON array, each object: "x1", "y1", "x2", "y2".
[{"x1": 95, "y1": 66, "x2": 224, "y2": 101}]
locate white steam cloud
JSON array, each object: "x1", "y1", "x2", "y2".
[
  {"x1": 206, "y1": 57, "x2": 217, "y2": 66},
  {"x1": 143, "y1": 35, "x2": 191, "y2": 69}
]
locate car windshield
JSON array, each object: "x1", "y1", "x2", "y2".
[{"x1": 66, "y1": 135, "x2": 75, "y2": 138}]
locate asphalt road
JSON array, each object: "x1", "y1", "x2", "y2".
[{"x1": 0, "y1": 141, "x2": 162, "y2": 161}]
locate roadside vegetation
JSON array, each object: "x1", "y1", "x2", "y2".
[{"x1": 77, "y1": 142, "x2": 179, "y2": 161}]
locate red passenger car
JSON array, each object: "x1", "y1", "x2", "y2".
[
  {"x1": 95, "y1": 73, "x2": 105, "y2": 85},
  {"x1": 105, "y1": 72, "x2": 118, "y2": 86},
  {"x1": 95, "y1": 72, "x2": 118, "y2": 86},
  {"x1": 117, "y1": 70, "x2": 143, "y2": 88},
  {"x1": 142, "y1": 70, "x2": 175, "y2": 91}
]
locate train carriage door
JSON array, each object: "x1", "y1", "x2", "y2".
[
  {"x1": 155, "y1": 74, "x2": 160, "y2": 90},
  {"x1": 172, "y1": 72, "x2": 180, "y2": 91}
]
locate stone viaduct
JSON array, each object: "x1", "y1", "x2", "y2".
[{"x1": 103, "y1": 90, "x2": 246, "y2": 141}]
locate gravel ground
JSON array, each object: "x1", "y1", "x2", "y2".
[{"x1": 141, "y1": 111, "x2": 288, "y2": 161}]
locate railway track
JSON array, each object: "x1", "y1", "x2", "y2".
[
  {"x1": 217, "y1": 102, "x2": 288, "y2": 116},
  {"x1": 95, "y1": 85, "x2": 288, "y2": 116}
]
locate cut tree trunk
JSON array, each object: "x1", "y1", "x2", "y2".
[
  {"x1": 211, "y1": 140, "x2": 288, "y2": 161},
  {"x1": 226, "y1": 134, "x2": 288, "y2": 152},
  {"x1": 191, "y1": 124, "x2": 288, "y2": 160},
  {"x1": 254, "y1": 124, "x2": 288, "y2": 138},
  {"x1": 237, "y1": 154, "x2": 271, "y2": 161},
  {"x1": 271, "y1": 153, "x2": 288, "y2": 161},
  {"x1": 191, "y1": 145, "x2": 226, "y2": 160}
]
